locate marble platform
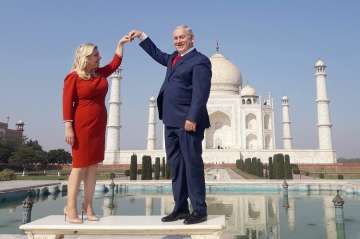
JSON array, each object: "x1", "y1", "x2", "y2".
[{"x1": 19, "y1": 215, "x2": 225, "y2": 239}]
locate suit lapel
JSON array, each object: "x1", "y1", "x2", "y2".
[
  {"x1": 166, "y1": 49, "x2": 197, "y2": 80},
  {"x1": 164, "y1": 52, "x2": 177, "y2": 82},
  {"x1": 174, "y1": 48, "x2": 197, "y2": 68}
]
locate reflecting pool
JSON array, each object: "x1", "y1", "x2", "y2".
[{"x1": 1, "y1": 189, "x2": 360, "y2": 238}]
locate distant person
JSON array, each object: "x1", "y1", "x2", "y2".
[
  {"x1": 62, "y1": 35, "x2": 131, "y2": 223},
  {"x1": 129, "y1": 25, "x2": 212, "y2": 224}
]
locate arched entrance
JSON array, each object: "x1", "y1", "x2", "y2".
[{"x1": 206, "y1": 111, "x2": 232, "y2": 149}]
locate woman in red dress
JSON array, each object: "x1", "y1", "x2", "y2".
[{"x1": 63, "y1": 35, "x2": 131, "y2": 223}]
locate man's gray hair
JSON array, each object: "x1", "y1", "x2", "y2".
[{"x1": 174, "y1": 25, "x2": 194, "y2": 39}]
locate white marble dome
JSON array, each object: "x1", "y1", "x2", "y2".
[
  {"x1": 210, "y1": 52, "x2": 242, "y2": 95},
  {"x1": 241, "y1": 85, "x2": 256, "y2": 97},
  {"x1": 315, "y1": 59, "x2": 326, "y2": 67}
]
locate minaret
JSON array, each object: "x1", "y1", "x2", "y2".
[
  {"x1": 15, "y1": 120, "x2": 25, "y2": 144},
  {"x1": 147, "y1": 96, "x2": 157, "y2": 150},
  {"x1": 314, "y1": 59, "x2": 333, "y2": 150},
  {"x1": 104, "y1": 68, "x2": 122, "y2": 164},
  {"x1": 16, "y1": 120, "x2": 25, "y2": 132},
  {"x1": 281, "y1": 96, "x2": 293, "y2": 149}
]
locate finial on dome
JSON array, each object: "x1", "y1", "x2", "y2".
[
  {"x1": 244, "y1": 79, "x2": 248, "y2": 86},
  {"x1": 216, "y1": 41, "x2": 219, "y2": 52}
]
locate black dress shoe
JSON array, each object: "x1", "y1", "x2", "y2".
[
  {"x1": 183, "y1": 212, "x2": 207, "y2": 225},
  {"x1": 161, "y1": 211, "x2": 190, "y2": 222}
]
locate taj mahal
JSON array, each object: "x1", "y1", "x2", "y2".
[{"x1": 103, "y1": 48, "x2": 336, "y2": 165}]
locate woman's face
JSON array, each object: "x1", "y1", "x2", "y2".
[{"x1": 87, "y1": 48, "x2": 101, "y2": 71}]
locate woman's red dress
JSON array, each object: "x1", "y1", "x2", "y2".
[{"x1": 63, "y1": 55, "x2": 122, "y2": 168}]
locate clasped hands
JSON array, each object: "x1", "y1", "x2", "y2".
[{"x1": 118, "y1": 30, "x2": 142, "y2": 46}]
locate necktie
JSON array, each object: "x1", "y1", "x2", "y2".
[{"x1": 172, "y1": 54, "x2": 182, "y2": 67}]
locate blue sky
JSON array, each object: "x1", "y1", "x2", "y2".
[{"x1": 0, "y1": 1, "x2": 359, "y2": 158}]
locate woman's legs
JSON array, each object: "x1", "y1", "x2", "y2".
[
  {"x1": 66, "y1": 167, "x2": 85, "y2": 219},
  {"x1": 83, "y1": 164, "x2": 98, "y2": 216}
]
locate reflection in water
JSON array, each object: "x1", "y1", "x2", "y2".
[
  {"x1": 102, "y1": 193, "x2": 348, "y2": 239},
  {"x1": 105, "y1": 194, "x2": 281, "y2": 238},
  {"x1": 0, "y1": 189, "x2": 355, "y2": 238}
]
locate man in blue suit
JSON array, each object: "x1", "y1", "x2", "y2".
[{"x1": 129, "y1": 25, "x2": 211, "y2": 224}]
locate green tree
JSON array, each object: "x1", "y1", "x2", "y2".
[
  {"x1": 236, "y1": 159, "x2": 241, "y2": 169},
  {"x1": 161, "y1": 157, "x2": 166, "y2": 178},
  {"x1": 273, "y1": 154, "x2": 280, "y2": 179},
  {"x1": 284, "y1": 154, "x2": 292, "y2": 179},
  {"x1": 251, "y1": 157, "x2": 257, "y2": 175},
  {"x1": 154, "y1": 157, "x2": 160, "y2": 180},
  {"x1": 9, "y1": 145, "x2": 47, "y2": 171},
  {"x1": 165, "y1": 159, "x2": 171, "y2": 179},
  {"x1": 0, "y1": 138, "x2": 20, "y2": 164},
  {"x1": 244, "y1": 158, "x2": 251, "y2": 173},
  {"x1": 278, "y1": 154, "x2": 285, "y2": 179},
  {"x1": 130, "y1": 154, "x2": 137, "y2": 180},
  {"x1": 239, "y1": 159, "x2": 244, "y2": 170},
  {"x1": 47, "y1": 149, "x2": 72, "y2": 165},
  {"x1": 268, "y1": 157, "x2": 273, "y2": 179},
  {"x1": 141, "y1": 155, "x2": 146, "y2": 180},
  {"x1": 141, "y1": 155, "x2": 152, "y2": 180},
  {"x1": 25, "y1": 139, "x2": 43, "y2": 151},
  {"x1": 257, "y1": 158, "x2": 262, "y2": 177},
  {"x1": 147, "y1": 156, "x2": 153, "y2": 180}
]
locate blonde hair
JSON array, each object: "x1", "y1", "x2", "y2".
[{"x1": 72, "y1": 43, "x2": 97, "y2": 79}]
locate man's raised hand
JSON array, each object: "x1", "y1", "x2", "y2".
[{"x1": 128, "y1": 30, "x2": 143, "y2": 41}]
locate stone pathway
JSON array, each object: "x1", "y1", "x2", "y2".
[
  {"x1": 226, "y1": 168, "x2": 245, "y2": 180},
  {"x1": 206, "y1": 168, "x2": 242, "y2": 181},
  {"x1": 0, "y1": 235, "x2": 190, "y2": 239},
  {"x1": 0, "y1": 180, "x2": 63, "y2": 193}
]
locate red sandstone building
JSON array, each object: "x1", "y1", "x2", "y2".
[{"x1": 0, "y1": 120, "x2": 24, "y2": 143}]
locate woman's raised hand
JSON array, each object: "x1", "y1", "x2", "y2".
[
  {"x1": 119, "y1": 35, "x2": 132, "y2": 46},
  {"x1": 116, "y1": 34, "x2": 132, "y2": 56}
]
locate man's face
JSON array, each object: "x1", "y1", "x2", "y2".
[{"x1": 173, "y1": 28, "x2": 193, "y2": 55}]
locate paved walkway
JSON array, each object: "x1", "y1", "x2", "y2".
[
  {"x1": 0, "y1": 180, "x2": 63, "y2": 193},
  {"x1": 225, "y1": 168, "x2": 245, "y2": 180},
  {"x1": 205, "y1": 168, "x2": 231, "y2": 181},
  {"x1": 0, "y1": 235, "x2": 190, "y2": 239}
]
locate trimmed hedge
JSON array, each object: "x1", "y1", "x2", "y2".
[
  {"x1": 165, "y1": 158, "x2": 171, "y2": 179},
  {"x1": 161, "y1": 157, "x2": 166, "y2": 178},
  {"x1": 236, "y1": 157, "x2": 265, "y2": 178},
  {"x1": 154, "y1": 157, "x2": 160, "y2": 180},
  {"x1": 141, "y1": 155, "x2": 152, "y2": 180},
  {"x1": 0, "y1": 169, "x2": 16, "y2": 181},
  {"x1": 130, "y1": 154, "x2": 137, "y2": 180},
  {"x1": 268, "y1": 154, "x2": 293, "y2": 179}
]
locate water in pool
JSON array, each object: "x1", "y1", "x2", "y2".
[{"x1": 0, "y1": 189, "x2": 359, "y2": 238}]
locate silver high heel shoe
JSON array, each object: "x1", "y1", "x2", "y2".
[{"x1": 81, "y1": 202, "x2": 99, "y2": 221}]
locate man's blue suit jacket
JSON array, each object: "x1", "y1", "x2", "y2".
[{"x1": 140, "y1": 37, "x2": 212, "y2": 129}]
